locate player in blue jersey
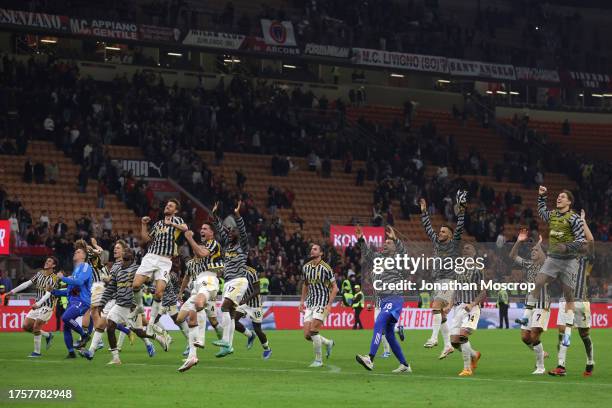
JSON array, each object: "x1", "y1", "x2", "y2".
[{"x1": 52, "y1": 247, "x2": 93, "y2": 358}]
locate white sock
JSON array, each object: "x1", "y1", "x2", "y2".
[
  {"x1": 149, "y1": 301, "x2": 161, "y2": 329},
  {"x1": 311, "y1": 334, "x2": 323, "y2": 361},
  {"x1": 382, "y1": 336, "x2": 390, "y2": 353},
  {"x1": 558, "y1": 344, "x2": 568, "y2": 367},
  {"x1": 134, "y1": 289, "x2": 143, "y2": 307},
  {"x1": 460, "y1": 342, "x2": 472, "y2": 369},
  {"x1": 188, "y1": 326, "x2": 198, "y2": 359},
  {"x1": 179, "y1": 320, "x2": 190, "y2": 339},
  {"x1": 214, "y1": 324, "x2": 223, "y2": 340},
  {"x1": 111, "y1": 348, "x2": 120, "y2": 359},
  {"x1": 89, "y1": 331, "x2": 104, "y2": 354},
  {"x1": 117, "y1": 332, "x2": 126, "y2": 349},
  {"x1": 197, "y1": 311, "x2": 206, "y2": 345},
  {"x1": 243, "y1": 328, "x2": 253, "y2": 338},
  {"x1": 534, "y1": 342, "x2": 545, "y2": 369},
  {"x1": 40, "y1": 331, "x2": 50, "y2": 339},
  {"x1": 221, "y1": 312, "x2": 234, "y2": 345},
  {"x1": 33, "y1": 334, "x2": 42, "y2": 354},
  {"x1": 143, "y1": 338, "x2": 152, "y2": 347},
  {"x1": 441, "y1": 321, "x2": 451, "y2": 348},
  {"x1": 319, "y1": 335, "x2": 332, "y2": 346},
  {"x1": 431, "y1": 313, "x2": 442, "y2": 341},
  {"x1": 262, "y1": 341, "x2": 270, "y2": 350}
]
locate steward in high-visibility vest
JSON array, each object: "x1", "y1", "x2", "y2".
[
  {"x1": 352, "y1": 285, "x2": 364, "y2": 329},
  {"x1": 259, "y1": 276, "x2": 270, "y2": 295},
  {"x1": 418, "y1": 291, "x2": 431, "y2": 308},
  {"x1": 342, "y1": 289, "x2": 354, "y2": 307}
]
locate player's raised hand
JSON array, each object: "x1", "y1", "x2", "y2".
[
  {"x1": 386, "y1": 225, "x2": 397, "y2": 240},
  {"x1": 234, "y1": 200, "x2": 242, "y2": 216},
  {"x1": 517, "y1": 228, "x2": 529, "y2": 242},
  {"x1": 355, "y1": 224, "x2": 363, "y2": 239},
  {"x1": 537, "y1": 235, "x2": 543, "y2": 246},
  {"x1": 184, "y1": 230, "x2": 194, "y2": 240},
  {"x1": 538, "y1": 185, "x2": 547, "y2": 196},
  {"x1": 212, "y1": 201, "x2": 219, "y2": 214},
  {"x1": 141, "y1": 216, "x2": 151, "y2": 224},
  {"x1": 419, "y1": 198, "x2": 427, "y2": 212},
  {"x1": 57, "y1": 272, "x2": 64, "y2": 279},
  {"x1": 580, "y1": 209, "x2": 586, "y2": 221}
]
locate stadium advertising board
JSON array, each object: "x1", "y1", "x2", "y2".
[
  {"x1": 260, "y1": 19, "x2": 297, "y2": 47},
  {"x1": 139, "y1": 24, "x2": 180, "y2": 43},
  {"x1": 0, "y1": 220, "x2": 10, "y2": 255},
  {"x1": 448, "y1": 58, "x2": 516, "y2": 80},
  {"x1": 182, "y1": 30, "x2": 246, "y2": 49},
  {"x1": 0, "y1": 8, "x2": 69, "y2": 32},
  {"x1": 116, "y1": 159, "x2": 166, "y2": 178},
  {"x1": 70, "y1": 17, "x2": 138, "y2": 41},
  {"x1": 515, "y1": 66, "x2": 560, "y2": 83},
  {"x1": 330, "y1": 225, "x2": 385, "y2": 249},
  {"x1": 567, "y1": 71, "x2": 612, "y2": 89},
  {"x1": 352, "y1": 48, "x2": 448, "y2": 74},
  {"x1": 303, "y1": 43, "x2": 350, "y2": 59}
]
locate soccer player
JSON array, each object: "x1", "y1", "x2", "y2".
[
  {"x1": 150, "y1": 268, "x2": 183, "y2": 347},
  {"x1": 510, "y1": 229, "x2": 549, "y2": 375},
  {"x1": 450, "y1": 243, "x2": 486, "y2": 376},
  {"x1": 74, "y1": 238, "x2": 109, "y2": 349},
  {"x1": 7, "y1": 256, "x2": 59, "y2": 357},
  {"x1": 355, "y1": 226, "x2": 411, "y2": 373},
  {"x1": 552, "y1": 209, "x2": 595, "y2": 377},
  {"x1": 370, "y1": 296, "x2": 405, "y2": 358},
  {"x1": 531, "y1": 186, "x2": 585, "y2": 351},
  {"x1": 299, "y1": 242, "x2": 338, "y2": 367},
  {"x1": 51, "y1": 247, "x2": 93, "y2": 358},
  {"x1": 420, "y1": 190, "x2": 467, "y2": 359},
  {"x1": 176, "y1": 221, "x2": 223, "y2": 372},
  {"x1": 234, "y1": 265, "x2": 272, "y2": 359},
  {"x1": 211, "y1": 201, "x2": 250, "y2": 358},
  {"x1": 133, "y1": 199, "x2": 187, "y2": 337}
]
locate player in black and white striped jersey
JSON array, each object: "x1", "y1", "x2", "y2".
[
  {"x1": 510, "y1": 229, "x2": 550, "y2": 375},
  {"x1": 133, "y1": 199, "x2": 188, "y2": 337},
  {"x1": 299, "y1": 243, "x2": 338, "y2": 368},
  {"x1": 8, "y1": 256, "x2": 60, "y2": 357},
  {"x1": 449, "y1": 243, "x2": 486, "y2": 377},
  {"x1": 234, "y1": 265, "x2": 272, "y2": 359},
  {"x1": 555, "y1": 209, "x2": 596, "y2": 377}
]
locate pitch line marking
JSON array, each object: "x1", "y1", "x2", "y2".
[{"x1": 4, "y1": 358, "x2": 609, "y2": 388}]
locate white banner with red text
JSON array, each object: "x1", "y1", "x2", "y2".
[
  {"x1": 448, "y1": 58, "x2": 516, "y2": 80},
  {"x1": 352, "y1": 48, "x2": 448, "y2": 74},
  {"x1": 329, "y1": 225, "x2": 385, "y2": 249}
]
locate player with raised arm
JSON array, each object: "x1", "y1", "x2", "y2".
[
  {"x1": 450, "y1": 243, "x2": 486, "y2": 376},
  {"x1": 531, "y1": 186, "x2": 585, "y2": 355},
  {"x1": 211, "y1": 201, "x2": 250, "y2": 358},
  {"x1": 133, "y1": 199, "x2": 187, "y2": 337},
  {"x1": 552, "y1": 209, "x2": 595, "y2": 377},
  {"x1": 176, "y1": 221, "x2": 224, "y2": 372},
  {"x1": 355, "y1": 226, "x2": 412, "y2": 373},
  {"x1": 420, "y1": 190, "x2": 467, "y2": 359},
  {"x1": 51, "y1": 247, "x2": 93, "y2": 358},
  {"x1": 300, "y1": 242, "x2": 338, "y2": 367},
  {"x1": 234, "y1": 265, "x2": 272, "y2": 359},
  {"x1": 510, "y1": 228, "x2": 550, "y2": 374},
  {"x1": 7, "y1": 257, "x2": 59, "y2": 357}
]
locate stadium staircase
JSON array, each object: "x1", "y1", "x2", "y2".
[{"x1": 1, "y1": 141, "x2": 141, "y2": 236}]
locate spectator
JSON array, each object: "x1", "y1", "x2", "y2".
[
  {"x1": 0, "y1": 270, "x2": 12, "y2": 292},
  {"x1": 78, "y1": 165, "x2": 88, "y2": 193},
  {"x1": 33, "y1": 161, "x2": 45, "y2": 184},
  {"x1": 39, "y1": 210, "x2": 50, "y2": 228},
  {"x1": 43, "y1": 114, "x2": 54, "y2": 139},
  {"x1": 23, "y1": 158, "x2": 33, "y2": 183},
  {"x1": 102, "y1": 212, "x2": 113, "y2": 234},
  {"x1": 53, "y1": 216, "x2": 68, "y2": 237},
  {"x1": 562, "y1": 119, "x2": 571, "y2": 136},
  {"x1": 47, "y1": 161, "x2": 59, "y2": 184}
]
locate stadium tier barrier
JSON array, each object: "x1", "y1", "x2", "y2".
[{"x1": 1, "y1": 302, "x2": 609, "y2": 332}]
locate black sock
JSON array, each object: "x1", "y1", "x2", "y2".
[{"x1": 581, "y1": 335, "x2": 593, "y2": 362}]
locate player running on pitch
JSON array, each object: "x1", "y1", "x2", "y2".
[
  {"x1": 450, "y1": 243, "x2": 486, "y2": 377},
  {"x1": 234, "y1": 265, "x2": 272, "y2": 359},
  {"x1": 7, "y1": 257, "x2": 60, "y2": 357},
  {"x1": 552, "y1": 209, "x2": 595, "y2": 377},
  {"x1": 355, "y1": 226, "x2": 412, "y2": 373},
  {"x1": 531, "y1": 186, "x2": 585, "y2": 353},
  {"x1": 510, "y1": 229, "x2": 550, "y2": 375},
  {"x1": 133, "y1": 199, "x2": 187, "y2": 337},
  {"x1": 420, "y1": 190, "x2": 467, "y2": 358},
  {"x1": 299, "y1": 243, "x2": 338, "y2": 367}
]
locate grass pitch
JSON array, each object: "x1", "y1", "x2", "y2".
[{"x1": 0, "y1": 329, "x2": 610, "y2": 407}]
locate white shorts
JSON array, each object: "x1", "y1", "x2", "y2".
[
  {"x1": 304, "y1": 306, "x2": 328, "y2": 323},
  {"x1": 26, "y1": 306, "x2": 53, "y2": 322},
  {"x1": 205, "y1": 299, "x2": 218, "y2": 320},
  {"x1": 450, "y1": 303, "x2": 480, "y2": 335},
  {"x1": 236, "y1": 304, "x2": 263, "y2": 323},
  {"x1": 557, "y1": 301, "x2": 590, "y2": 328},
  {"x1": 223, "y1": 277, "x2": 248, "y2": 305},
  {"x1": 195, "y1": 272, "x2": 220, "y2": 296},
  {"x1": 107, "y1": 304, "x2": 131, "y2": 326},
  {"x1": 433, "y1": 279, "x2": 455, "y2": 305},
  {"x1": 161, "y1": 304, "x2": 178, "y2": 316},
  {"x1": 180, "y1": 293, "x2": 216, "y2": 314},
  {"x1": 136, "y1": 253, "x2": 172, "y2": 283},
  {"x1": 101, "y1": 299, "x2": 116, "y2": 318},
  {"x1": 522, "y1": 308, "x2": 550, "y2": 331},
  {"x1": 128, "y1": 310, "x2": 144, "y2": 329},
  {"x1": 90, "y1": 282, "x2": 106, "y2": 307}
]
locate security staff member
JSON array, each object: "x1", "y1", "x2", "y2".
[
  {"x1": 418, "y1": 291, "x2": 431, "y2": 308},
  {"x1": 352, "y1": 285, "x2": 364, "y2": 330},
  {"x1": 342, "y1": 286, "x2": 354, "y2": 307},
  {"x1": 497, "y1": 288, "x2": 509, "y2": 329}
]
